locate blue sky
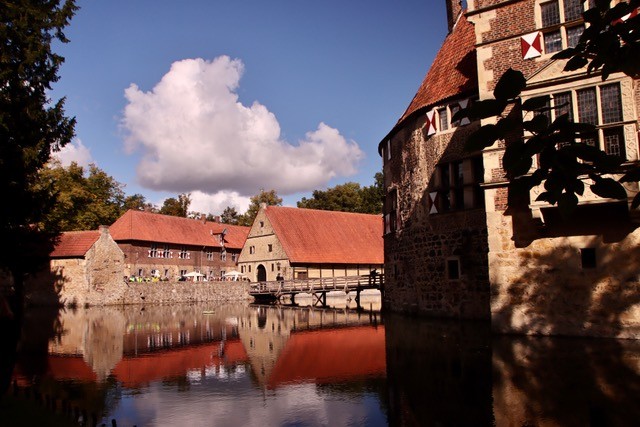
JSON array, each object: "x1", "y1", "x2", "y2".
[{"x1": 51, "y1": 0, "x2": 447, "y2": 214}]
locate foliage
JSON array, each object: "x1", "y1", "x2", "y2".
[
  {"x1": 219, "y1": 206, "x2": 240, "y2": 225},
  {"x1": 0, "y1": 0, "x2": 78, "y2": 283},
  {"x1": 159, "y1": 193, "x2": 191, "y2": 217},
  {"x1": 454, "y1": 1, "x2": 640, "y2": 217},
  {"x1": 297, "y1": 172, "x2": 384, "y2": 214},
  {"x1": 123, "y1": 193, "x2": 156, "y2": 212},
  {"x1": 39, "y1": 161, "x2": 125, "y2": 231},
  {"x1": 238, "y1": 189, "x2": 282, "y2": 226}
]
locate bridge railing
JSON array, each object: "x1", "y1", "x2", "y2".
[{"x1": 249, "y1": 274, "x2": 382, "y2": 295}]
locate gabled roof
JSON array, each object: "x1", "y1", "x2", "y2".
[
  {"x1": 264, "y1": 206, "x2": 383, "y2": 265},
  {"x1": 50, "y1": 230, "x2": 101, "y2": 258},
  {"x1": 387, "y1": 12, "x2": 477, "y2": 139},
  {"x1": 109, "y1": 210, "x2": 249, "y2": 250}
]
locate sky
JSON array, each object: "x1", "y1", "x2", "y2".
[{"x1": 51, "y1": 0, "x2": 448, "y2": 215}]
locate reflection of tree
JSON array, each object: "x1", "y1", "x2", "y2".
[{"x1": 493, "y1": 336, "x2": 640, "y2": 426}]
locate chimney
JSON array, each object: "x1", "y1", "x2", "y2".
[{"x1": 446, "y1": 0, "x2": 463, "y2": 33}]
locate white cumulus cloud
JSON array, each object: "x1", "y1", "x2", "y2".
[
  {"x1": 121, "y1": 56, "x2": 363, "y2": 199},
  {"x1": 52, "y1": 139, "x2": 93, "y2": 168},
  {"x1": 188, "y1": 190, "x2": 250, "y2": 217}
]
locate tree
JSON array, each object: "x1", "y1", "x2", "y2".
[
  {"x1": 455, "y1": 1, "x2": 640, "y2": 216},
  {"x1": 123, "y1": 193, "x2": 156, "y2": 212},
  {"x1": 220, "y1": 206, "x2": 240, "y2": 225},
  {"x1": 159, "y1": 193, "x2": 191, "y2": 217},
  {"x1": 38, "y1": 161, "x2": 125, "y2": 231},
  {"x1": 297, "y1": 173, "x2": 384, "y2": 214},
  {"x1": 0, "y1": 0, "x2": 77, "y2": 398},
  {"x1": 0, "y1": 0, "x2": 78, "y2": 299},
  {"x1": 238, "y1": 189, "x2": 282, "y2": 226}
]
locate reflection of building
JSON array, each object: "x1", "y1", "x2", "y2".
[
  {"x1": 236, "y1": 304, "x2": 383, "y2": 388},
  {"x1": 26, "y1": 226, "x2": 126, "y2": 307},
  {"x1": 380, "y1": 1, "x2": 640, "y2": 337},
  {"x1": 110, "y1": 210, "x2": 249, "y2": 280},
  {"x1": 237, "y1": 205, "x2": 383, "y2": 282}
]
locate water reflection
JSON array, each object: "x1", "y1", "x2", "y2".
[{"x1": 3, "y1": 295, "x2": 640, "y2": 426}]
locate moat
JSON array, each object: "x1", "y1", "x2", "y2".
[{"x1": 3, "y1": 293, "x2": 640, "y2": 426}]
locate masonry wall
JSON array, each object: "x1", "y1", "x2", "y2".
[
  {"x1": 26, "y1": 228, "x2": 126, "y2": 307},
  {"x1": 470, "y1": 1, "x2": 640, "y2": 338},
  {"x1": 383, "y1": 113, "x2": 490, "y2": 320},
  {"x1": 121, "y1": 281, "x2": 251, "y2": 305},
  {"x1": 119, "y1": 241, "x2": 240, "y2": 280}
]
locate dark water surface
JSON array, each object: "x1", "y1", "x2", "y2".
[{"x1": 3, "y1": 294, "x2": 640, "y2": 426}]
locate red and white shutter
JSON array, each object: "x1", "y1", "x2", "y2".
[
  {"x1": 613, "y1": 8, "x2": 638, "y2": 25},
  {"x1": 458, "y1": 99, "x2": 470, "y2": 126},
  {"x1": 521, "y1": 31, "x2": 542, "y2": 59},
  {"x1": 425, "y1": 109, "x2": 437, "y2": 136},
  {"x1": 428, "y1": 192, "x2": 439, "y2": 215}
]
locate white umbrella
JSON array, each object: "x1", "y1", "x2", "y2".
[
  {"x1": 184, "y1": 271, "x2": 205, "y2": 277},
  {"x1": 223, "y1": 270, "x2": 246, "y2": 281}
]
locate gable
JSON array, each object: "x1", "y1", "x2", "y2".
[{"x1": 51, "y1": 231, "x2": 101, "y2": 258}]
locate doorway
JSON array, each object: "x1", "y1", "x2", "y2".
[{"x1": 257, "y1": 264, "x2": 267, "y2": 282}]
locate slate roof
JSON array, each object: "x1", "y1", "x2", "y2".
[
  {"x1": 387, "y1": 12, "x2": 477, "y2": 139},
  {"x1": 264, "y1": 206, "x2": 383, "y2": 265},
  {"x1": 50, "y1": 230, "x2": 101, "y2": 258},
  {"x1": 109, "y1": 210, "x2": 249, "y2": 249}
]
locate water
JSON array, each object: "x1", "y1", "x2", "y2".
[{"x1": 3, "y1": 293, "x2": 640, "y2": 426}]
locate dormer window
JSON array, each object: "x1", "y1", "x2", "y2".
[{"x1": 538, "y1": 0, "x2": 590, "y2": 54}]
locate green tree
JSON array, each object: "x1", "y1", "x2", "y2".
[
  {"x1": 238, "y1": 189, "x2": 282, "y2": 226},
  {"x1": 159, "y1": 193, "x2": 191, "y2": 217},
  {"x1": 0, "y1": 0, "x2": 78, "y2": 397},
  {"x1": 456, "y1": 1, "x2": 640, "y2": 216},
  {"x1": 297, "y1": 173, "x2": 384, "y2": 214},
  {"x1": 123, "y1": 193, "x2": 156, "y2": 212},
  {"x1": 220, "y1": 206, "x2": 240, "y2": 225},
  {"x1": 39, "y1": 161, "x2": 125, "y2": 231},
  {"x1": 0, "y1": 0, "x2": 78, "y2": 300}
]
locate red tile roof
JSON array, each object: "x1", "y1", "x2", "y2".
[
  {"x1": 264, "y1": 206, "x2": 383, "y2": 265},
  {"x1": 267, "y1": 326, "x2": 386, "y2": 389},
  {"x1": 50, "y1": 230, "x2": 101, "y2": 258},
  {"x1": 109, "y1": 210, "x2": 249, "y2": 249},
  {"x1": 394, "y1": 13, "x2": 477, "y2": 131}
]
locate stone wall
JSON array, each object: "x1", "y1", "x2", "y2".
[
  {"x1": 120, "y1": 281, "x2": 251, "y2": 305},
  {"x1": 25, "y1": 227, "x2": 126, "y2": 307},
  {"x1": 382, "y1": 110, "x2": 490, "y2": 320}
]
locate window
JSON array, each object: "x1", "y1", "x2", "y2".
[
  {"x1": 249, "y1": 246, "x2": 255, "y2": 255},
  {"x1": 164, "y1": 269, "x2": 169, "y2": 278},
  {"x1": 432, "y1": 156, "x2": 484, "y2": 214},
  {"x1": 268, "y1": 244, "x2": 273, "y2": 252},
  {"x1": 581, "y1": 248, "x2": 596, "y2": 269},
  {"x1": 260, "y1": 221, "x2": 264, "y2": 228},
  {"x1": 384, "y1": 189, "x2": 398, "y2": 234},
  {"x1": 271, "y1": 263, "x2": 275, "y2": 272},
  {"x1": 249, "y1": 265, "x2": 252, "y2": 273},
  {"x1": 220, "y1": 270, "x2": 226, "y2": 277},
  {"x1": 438, "y1": 108, "x2": 449, "y2": 131},
  {"x1": 180, "y1": 269, "x2": 187, "y2": 277},
  {"x1": 149, "y1": 244, "x2": 158, "y2": 258},
  {"x1": 232, "y1": 253, "x2": 237, "y2": 262},
  {"x1": 162, "y1": 245, "x2": 171, "y2": 258},
  {"x1": 241, "y1": 265, "x2": 245, "y2": 273},
  {"x1": 446, "y1": 257, "x2": 461, "y2": 280},
  {"x1": 539, "y1": 0, "x2": 590, "y2": 54},
  {"x1": 206, "y1": 250, "x2": 214, "y2": 261},
  {"x1": 220, "y1": 251, "x2": 227, "y2": 261},
  {"x1": 536, "y1": 84, "x2": 627, "y2": 158},
  {"x1": 179, "y1": 247, "x2": 190, "y2": 259}
]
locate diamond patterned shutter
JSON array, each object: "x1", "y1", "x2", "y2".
[
  {"x1": 458, "y1": 99, "x2": 470, "y2": 126},
  {"x1": 521, "y1": 31, "x2": 542, "y2": 59},
  {"x1": 425, "y1": 109, "x2": 437, "y2": 136},
  {"x1": 428, "y1": 192, "x2": 439, "y2": 214}
]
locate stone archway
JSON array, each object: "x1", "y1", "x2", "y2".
[{"x1": 257, "y1": 264, "x2": 267, "y2": 282}]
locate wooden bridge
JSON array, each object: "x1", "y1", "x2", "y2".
[{"x1": 249, "y1": 274, "x2": 383, "y2": 307}]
